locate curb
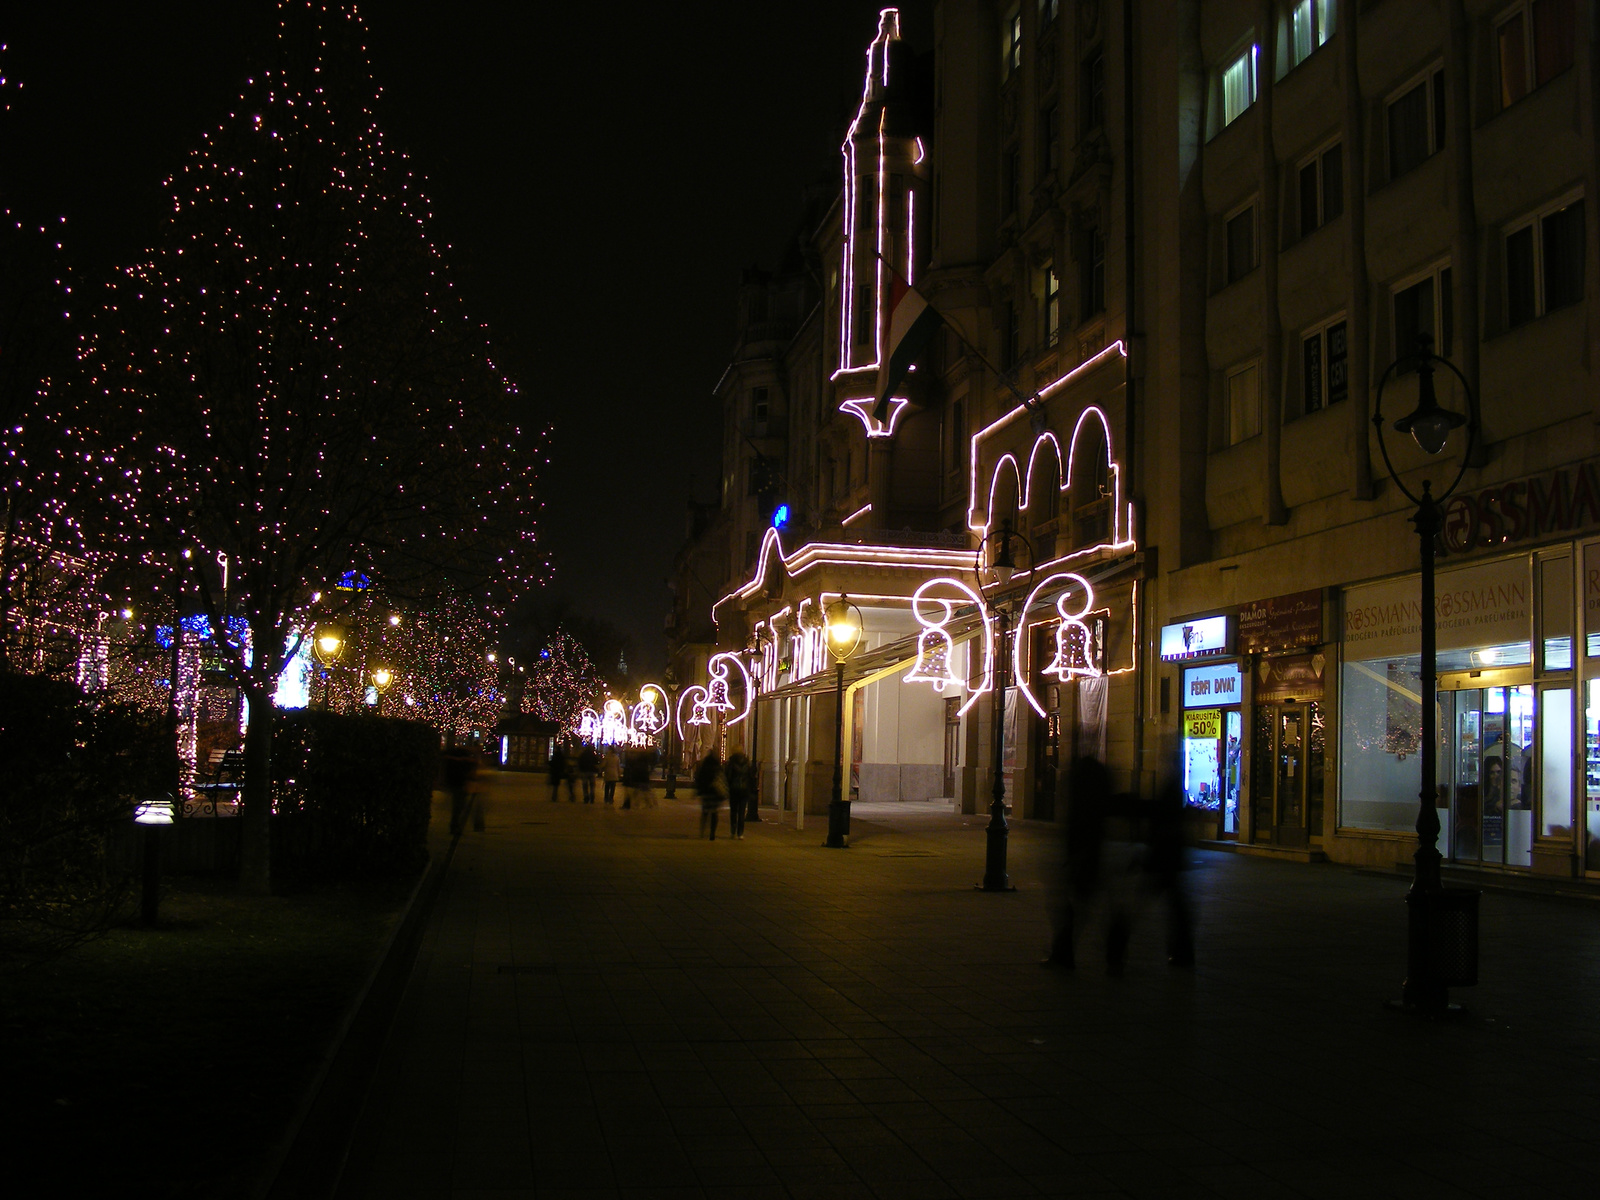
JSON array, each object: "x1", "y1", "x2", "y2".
[{"x1": 252, "y1": 799, "x2": 468, "y2": 1200}]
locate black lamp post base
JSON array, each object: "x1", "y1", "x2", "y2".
[{"x1": 824, "y1": 799, "x2": 850, "y2": 848}]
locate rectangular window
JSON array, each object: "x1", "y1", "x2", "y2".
[
  {"x1": 1506, "y1": 196, "x2": 1586, "y2": 328},
  {"x1": 1388, "y1": 68, "x2": 1446, "y2": 179},
  {"x1": 1394, "y1": 264, "x2": 1454, "y2": 360},
  {"x1": 1004, "y1": 146, "x2": 1022, "y2": 216},
  {"x1": 1081, "y1": 228, "x2": 1106, "y2": 316},
  {"x1": 1080, "y1": 48, "x2": 1106, "y2": 133},
  {"x1": 1221, "y1": 44, "x2": 1259, "y2": 127},
  {"x1": 1498, "y1": 0, "x2": 1576, "y2": 109},
  {"x1": 1038, "y1": 0, "x2": 1059, "y2": 27},
  {"x1": 1044, "y1": 269, "x2": 1061, "y2": 346},
  {"x1": 1041, "y1": 104, "x2": 1061, "y2": 175},
  {"x1": 1226, "y1": 205, "x2": 1257, "y2": 284},
  {"x1": 1301, "y1": 318, "x2": 1348, "y2": 416},
  {"x1": 751, "y1": 386, "x2": 769, "y2": 425},
  {"x1": 1227, "y1": 362, "x2": 1261, "y2": 444},
  {"x1": 1003, "y1": 6, "x2": 1023, "y2": 79},
  {"x1": 1298, "y1": 143, "x2": 1344, "y2": 236},
  {"x1": 854, "y1": 280, "x2": 873, "y2": 346},
  {"x1": 1004, "y1": 301, "x2": 1020, "y2": 368},
  {"x1": 1290, "y1": 0, "x2": 1335, "y2": 68}
]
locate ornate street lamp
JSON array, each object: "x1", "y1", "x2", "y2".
[
  {"x1": 663, "y1": 667, "x2": 680, "y2": 797},
  {"x1": 1372, "y1": 333, "x2": 1478, "y2": 1014},
  {"x1": 311, "y1": 625, "x2": 346, "y2": 710},
  {"x1": 370, "y1": 664, "x2": 394, "y2": 715},
  {"x1": 976, "y1": 518, "x2": 1030, "y2": 891},
  {"x1": 824, "y1": 595, "x2": 864, "y2": 848}
]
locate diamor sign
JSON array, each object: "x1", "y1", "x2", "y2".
[{"x1": 1239, "y1": 589, "x2": 1322, "y2": 653}]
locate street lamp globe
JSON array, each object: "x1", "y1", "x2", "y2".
[
  {"x1": 823, "y1": 596, "x2": 864, "y2": 849},
  {"x1": 371, "y1": 666, "x2": 394, "y2": 692},
  {"x1": 311, "y1": 626, "x2": 346, "y2": 667},
  {"x1": 1392, "y1": 345, "x2": 1467, "y2": 456},
  {"x1": 824, "y1": 596, "x2": 863, "y2": 662}
]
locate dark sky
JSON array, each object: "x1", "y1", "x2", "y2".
[{"x1": 1, "y1": 1, "x2": 930, "y2": 671}]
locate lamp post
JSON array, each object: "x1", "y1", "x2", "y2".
[
  {"x1": 1372, "y1": 334, "x2": 1477, "y2": 1014},
  {"x1": 977, "y1": 519, "x2": 1028, "y2": 891},
  {"x1": 745, "y1": 642, "x2": 764, "y2": 823},
  {"x1": 133, "y1": 794, "x2": 176, "y2": 926},
  {"x1": 370, "y1": 665, "x2": 394, "y2": 715},
  {"x1": 311, "y1": 625, "x2": 346, "y2": 710},
  {"x1": 824, "y1": 595, "x2": 863, "y2": 848},
  {"x1": 663, "y1": 668, "x2": 680, "y2": 797}
]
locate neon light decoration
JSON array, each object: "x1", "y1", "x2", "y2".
[
  {"x1": 1013, "y1": 572, "x2": 1101, "y2": 718},
  {"x1": 632, "y1": 685, "x2": 665, "y2": 735},
  {"x1": 676, "y1": 684, "x2": 709, "y2": 744},
  {"x1": 772, "y1": 503, "x2": 790, "y2": 529},
  {"x1": 902, "y1": 578, "x2": 992, "y2": 716},
  {"x1": 706, "y1": 651, "x2": 756, "y2": 727}
]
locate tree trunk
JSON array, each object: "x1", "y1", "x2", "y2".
[{"x1": 239, "y1": 685, "x2": 274, "y2": 895}]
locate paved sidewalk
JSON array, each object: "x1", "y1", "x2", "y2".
[{"x1": 335, "y1": 770, "x2": 1600, "y2": 1199}]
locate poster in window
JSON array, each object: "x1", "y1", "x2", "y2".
[{"x1": 1327, "y1": 321, "x2": 1348, "y2": 405}]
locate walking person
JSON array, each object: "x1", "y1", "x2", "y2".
[
  {"x1": 1046, "y1": 753, "x2": 1111, "y2": 968},
  {"x1": 1143, "y1": 765, "x2": 1195, "y2": 967},
  {"x1": 694, "y1": 750, "x2": 726, "y2": 840},
  {"x1": 546, "y1": 742, "x2": 569, "y2": 804},
  {"x1": 602, "y1": 746, "x2": 621, "y2": 805},
  {"x1": 578, "y1": 742, "x2": 600, "y2": 803},
  {"x1": 724, "y1": 750, "x2": 751, "y2": 839},
  {"x1": 444, "y1": 744, "x2": 478, "y2": 836}
]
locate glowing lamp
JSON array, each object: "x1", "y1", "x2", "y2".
[
  {"x1": 311, "y1": 626, "x2": 346, "y2": 666},
  {"x1": 1393, "y1": 356, "x2": 1465, "y2": 456},
  {"x1": 905, "y1": 625, "x2": 960, "y2": 692},
  {"x1": 824, "y1": 596, "x2": 863, "y2": 662},
  {"x1": 133, "y1": 796, "x2": 176, "y2": 826},
  {"x1": 370, "y1": 666, "x2": 394, "y2": 692}
]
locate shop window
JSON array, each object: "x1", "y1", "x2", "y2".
[
  {"x1": 1497, "y1": 0, "x2": 1575, "y2": 110},
  {"x1": 1541, "y1": 686, "x2": 1574, "y2": 839},
  {"x1": 1299, "y1": 142, "x2": 1344, "y2": 237},
  {"x1": 1387, "y1": 66, "x2": 1446, "y2": 180},
  {"x1": 1220, "y1": 43, "x2": 1259, "y2": 129},
  {"x1": 1393, "y1": 263, "x2": 1453, "y2": 361},
  {"x1": 1226, "y1": 361, "x2": 1261, "y2": 445},
  {"x1": 1301, "y1": 317, "x2": 1348, "y2": 416},
  {"x1": 1584, "y1": 680, "x2": 1600, "y2": 870},
  {"x1": 1540, "y1": 555, "x2": 1573, "y2": 672},
  {"x1": 1290, "y1": 0, "x2": 1336, "y2": 69},
  {"x1": 1226, "y1": 204, "x2": 1257, "y2": 284},
  {"x1": 1506, "y1": 195, "x2": 1585, "y2": 329}
]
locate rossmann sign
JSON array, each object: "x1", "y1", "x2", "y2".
[{"x1": 1441, "y1": 461, "x2": 1600, "y2": 554}]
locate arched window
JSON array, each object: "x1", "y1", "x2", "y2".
[
  {"x1": 1069, "y1": 417, "x2": 1112, "y2": 547},
  {"x1": 1028, "y1": 443, "x2": 1061, "y2": 543}
]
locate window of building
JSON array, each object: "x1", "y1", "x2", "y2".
[
  {"x1": 1045, "y1": 268, "x2": 1061, "y2": 347},
  {"x1": 1299, "y1": 142, "x2": 1344, "y2": 236},
  {"x1": 1497, "y1": 0, "x2": 1576, "y2": 109},
  {"x1": 1002, "y1": 6, "x2": 1023, "y2": 79},
  {"x1": 1004, "y1": 146, "x2": 1022, "y2": 216},
  {"x1": 1080, "y1": 48, "x2": 1106, "y2": 133},
  {"x1": 1227, "y1": 362, "x2": 1262, "y2": 444},
  {"x1": 1040, "y1": 102, "x2": 1061, "y2": 176},
  {"x1": 1003, "y1": 301, "x2": 1021, "y2": 369},
  {"x1": 1387, "y1": 67, "x2": 1446, "y2": 180},
  {"x1": 948, "y1": 398, "x2": 965, "y2": 476},
  {"x1": 854, "y1": 279, "x2": 873, "y2": 346},
  {"x1": 1290, "y1": 1, "x2": 1336, "y2": 69},
  {"x1": 1081, "y1": 228, "x2": 1106, "y2": 317},
  {"x1": 1393, "y1": 263, "x2": 1454, "y2": 361},
  {"x1": 751, "y1": 385, "x2": 770, "y2": 425},
  {"x1": 744, "y1": 529, "x2": 760, "y2": 567},
  {"x1": 1221, "y1": 43, "x2": 1259, "y2": 128},
  {"x1": 1506, "y1": 194, "x2": 1586, "y2": 328},
  {"x1": 1301, "y1": 317, "x2": 1348, "y2": 415},
  {"x1": 1038, "y1": 0, "x2": 1059, "y2": 27},
  {"x1": 1226, "y1": 204, "x2": 1257, "y2": 284}
]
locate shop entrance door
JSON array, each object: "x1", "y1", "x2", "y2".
[
  {"x1": 1250, "y1": 702, "x2": 1325, "y2": 847},
  {"x1": 1442, "y1": 685, "x2": 1534, "y2": 867}
]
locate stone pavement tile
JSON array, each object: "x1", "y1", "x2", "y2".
[
  {"x1": 532, "y1": 1153, "x2": 618, "y2": 1189},
  {"x1": 448, "y1": 1191, "x2": 537, "y2": 1200},
  {"x1": 950, "y1": 1175, "x2": 1043, "y2": 1198},
  {"x1": 843, "y1": 1076, "x2": 922, "y2": 1104},
  {"x1": 701, "y1": 1186, "x2": 787, "y2": 1200},
  {"x1": 359, "y1": 1152, "x2": 455, "y2": 1191},
  {"x1": 808, "y1": 1114, "x2": 903, "y2": 1146},
  {"x1": 869, "y1": 1180, "x2": 961, "y2": 1200},
  {"x1": 451, "y1": 1153, "x2": 536, "y2": 1191},
  {"x1": 781, "y1": 1183, "x2": 878, "y2": 1200},
  {"x1": 835, "y1": 1143, "x2": 944, "y2": 1184}
]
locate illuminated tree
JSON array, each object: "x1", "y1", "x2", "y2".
[
  {"x1": 522, "y1": 629, "x2": 604, "y2": 731},
  {"x1": 42, "y1": 4, "x2": 544, "y2": 892}
]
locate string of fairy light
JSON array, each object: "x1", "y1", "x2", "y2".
[{"x1": 2, "y1": 5, "x2": 547, "y2": 745}]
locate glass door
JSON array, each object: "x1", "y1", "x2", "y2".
[
  {"x1": 1276, "y1": 708, "x2": 1305, "y2": 846},
  {"x1": 1448, "y1": 684, "x2": 1534, "y2": 867},
  {"x1": 1222, "y1": 710, "x2": 1242, "y2": 835}
]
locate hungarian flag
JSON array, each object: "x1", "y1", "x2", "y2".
[{"x1": 873, "y1": 270, "x2": 942, "y2": 424}]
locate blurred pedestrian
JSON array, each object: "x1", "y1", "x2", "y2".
[
  {"x1": 694, "y1": 751, "x2": 726, "y2": 840},
  {"x1": 548, "y1": 743, "x2": 572, "y2": 803},
  {"x1": 1144, "y1": 766, "x2": 1195, "y2": 968},
  {"x1": 622, "y1": 747, "x2": 651, "y2": 809},
  {"x1": 1046, "y1": 753, "x2": 1111, "y2": 968},
  {"x1": 444, "y1": 744, "x2": 478, "y2": 836},
  {"x1": 602, "y1": 747, "x2": 621, "y2": 805},
  {"x1": 578, "y1": 742, "x2": 600, "y2": 803},
  {"x1": 724, "y1": 751, "x2": 751, "y2": 839}
]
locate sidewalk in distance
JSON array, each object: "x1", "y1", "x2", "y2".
[{"x1": 336, "y1": 772, "x2": 1600, "y2": 1200}]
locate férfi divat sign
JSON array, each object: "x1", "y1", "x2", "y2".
[
  {"x1": 1182, "y1": 662, "x2": 1242, "y2": 708},
  {"x1": 1342, "y1": 557, "x2": 1530, "y2": 662}
]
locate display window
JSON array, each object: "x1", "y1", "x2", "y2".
[{"x1": 1181, "y1": 661, "x2": 1242, "y2": 835}]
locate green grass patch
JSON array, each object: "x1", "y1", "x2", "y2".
[{"x1": 1, "y1": 870, "x2": 418, "y2": 1199}]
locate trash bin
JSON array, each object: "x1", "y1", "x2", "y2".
[{"x1": 1427, "y1": 887, "x2": 1479, "y2": 987}]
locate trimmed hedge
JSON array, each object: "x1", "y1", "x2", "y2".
[{"x1": 269, "y1": 708, "x2": 439, "y2": 880}]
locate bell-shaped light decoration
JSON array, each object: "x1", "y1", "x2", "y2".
[
  {"x1": 688, "y1": 698, "x2": 711, "y2": 726},
  {"x1": 1044, "y1": 617, "x2": 1099, "y2": 680},
  {"x1": 905, "y1": 626, "x2": 961, "y2": 692},
  {"x1": 705, "y1": 673, "x2": 734, "y2": 712}
]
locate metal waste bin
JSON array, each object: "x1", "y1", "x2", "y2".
[{"x1": 1427, "y1": 887, "x2": 1479, "y2": 987}]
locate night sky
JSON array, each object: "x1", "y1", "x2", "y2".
[{"x1": 1, "y1": 1, "x2": 931, "y2": 670}]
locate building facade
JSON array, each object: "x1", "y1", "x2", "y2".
[{"x1": 671, "y1": 0, "x2": 1600, "y2": 881}]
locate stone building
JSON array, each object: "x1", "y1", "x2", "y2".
[{"x1": 673, "y1": 0, "x2": 1600, "y2": 882}]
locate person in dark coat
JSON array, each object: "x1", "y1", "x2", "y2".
[
  {"x1": 444, "y1": 745, "x2": 478, "y2": 835},
  {"x1": 724, "y1": 751, "x2": 751, "y2": 839},
  {"x1": 1144, "y1": 766, "x2": 1195, "y2": 967},
  {"x1": 577, "y1": 743, "x2": 600, "y2": 803},
  {"x1": 547, "y1": 743, "x2": 570, "y2": 803},
  {"x1": 1046, "y1": 753, "x2": 1112, "y2": 968},
  {"x1": 694, "y1": 751, "x2": 726, "y2": 840}
]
